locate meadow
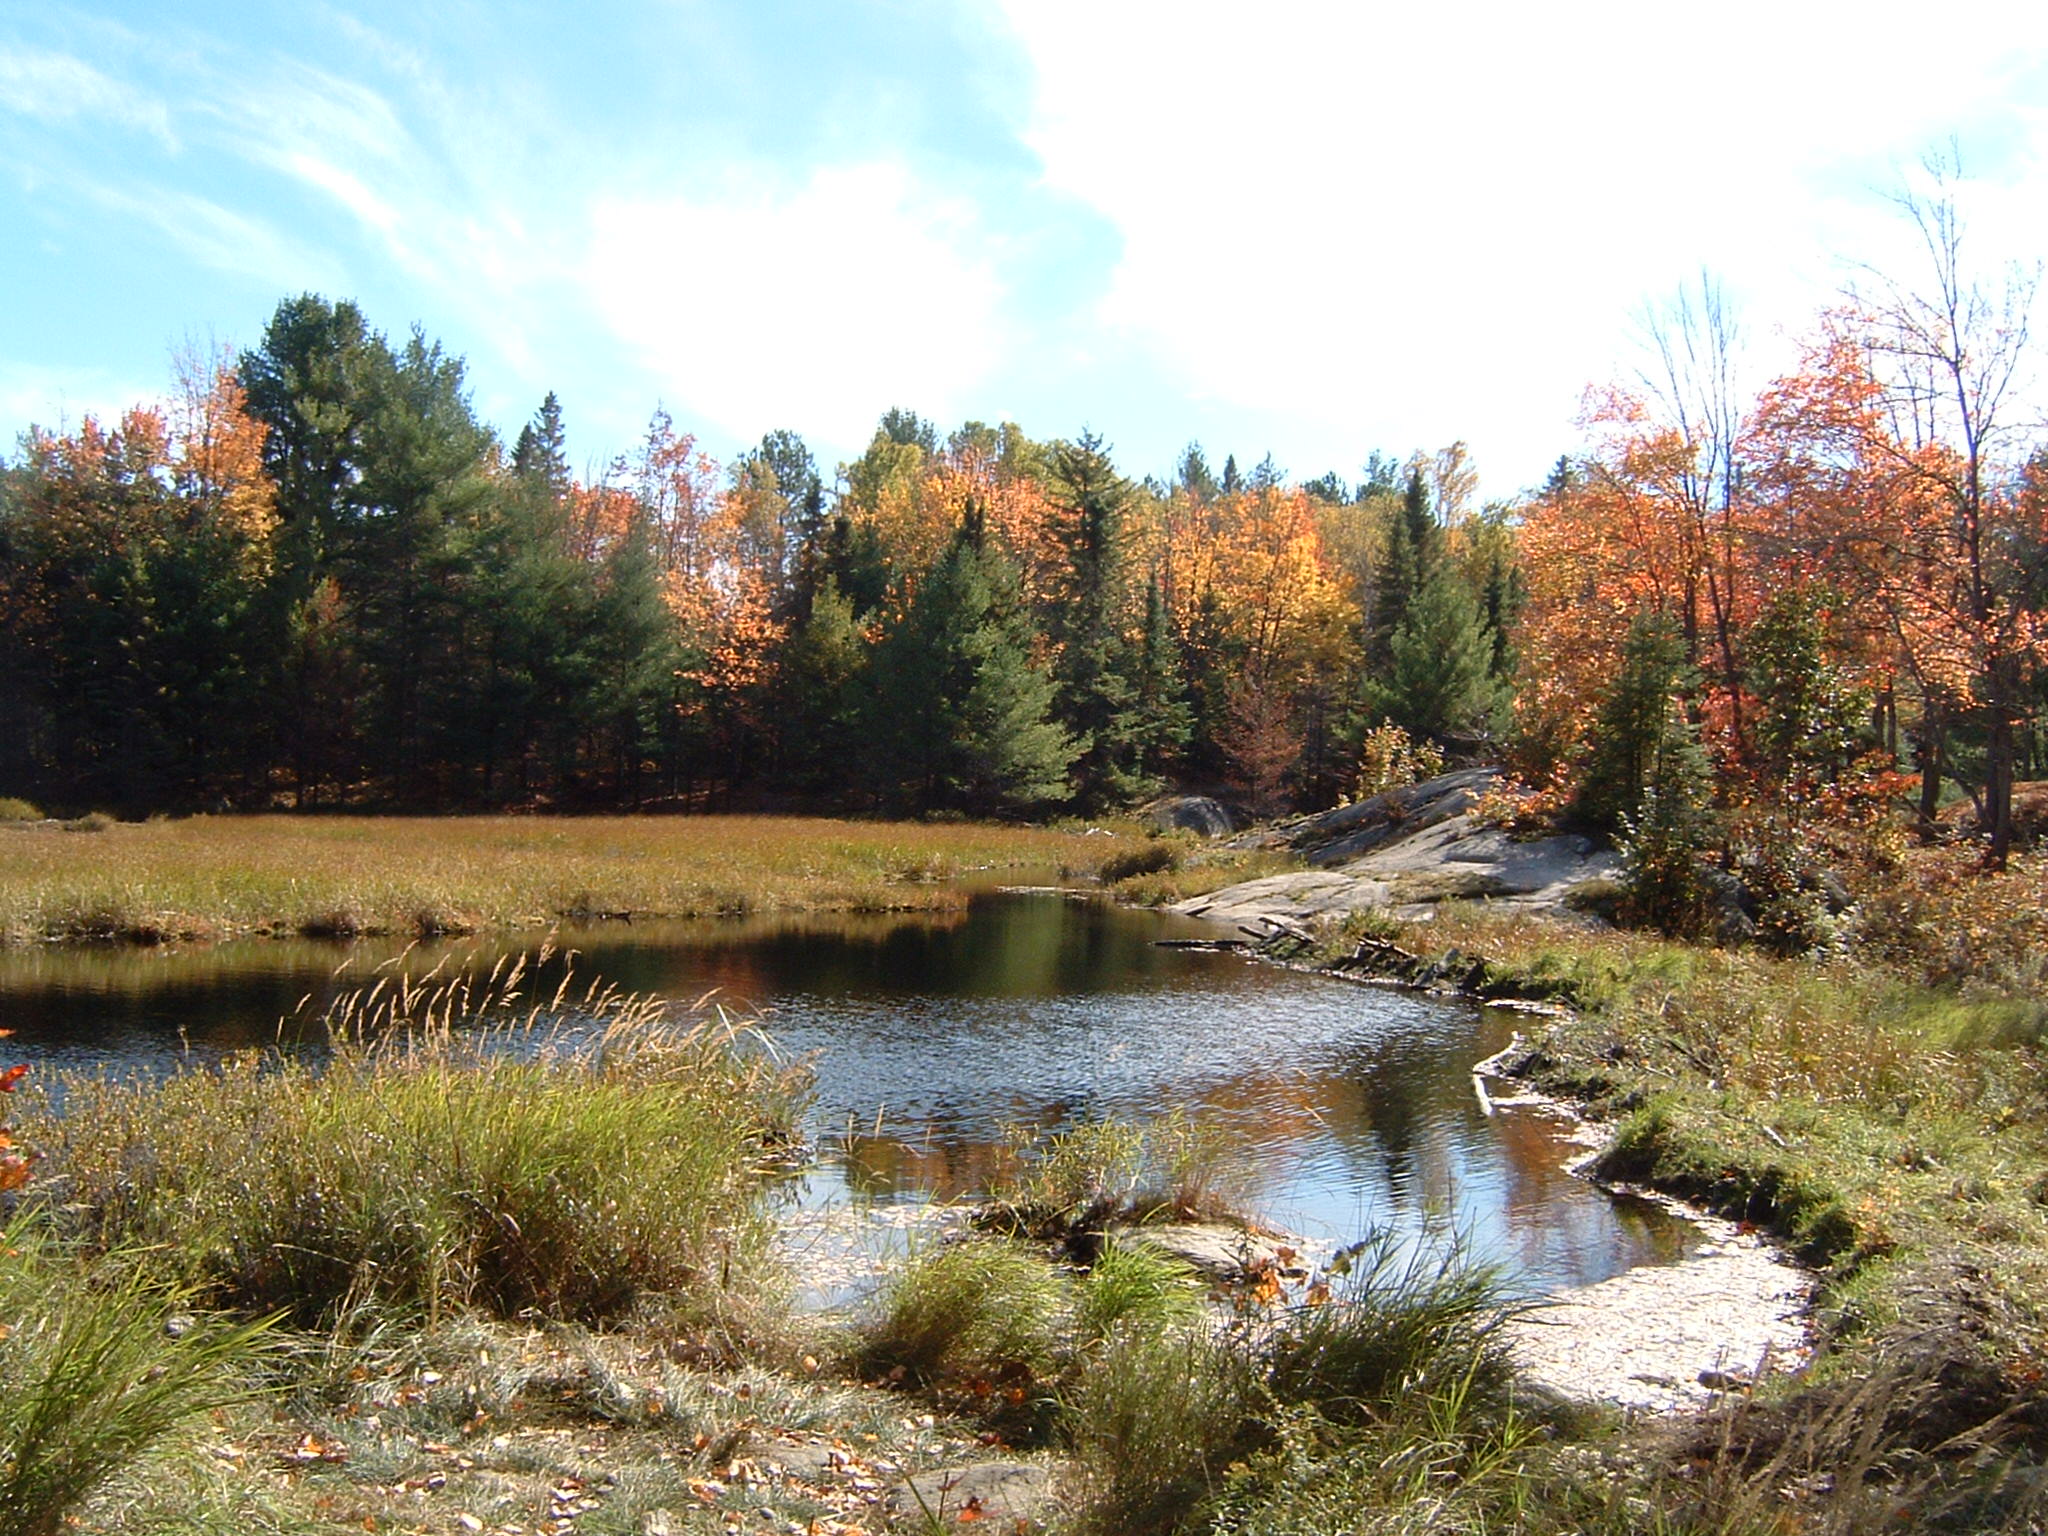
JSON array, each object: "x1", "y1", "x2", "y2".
[{"x1": 0, "y1": 813, "x2": 1145, "y2": 945}]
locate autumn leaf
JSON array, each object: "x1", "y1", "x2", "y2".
[{"x1": 0, "y1": 1064, "x2": 28, "y2": 1093}]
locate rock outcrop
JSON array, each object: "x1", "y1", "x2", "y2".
[{"x1": 1174, "y1": 768, "x2": 1620, "y2": 930}]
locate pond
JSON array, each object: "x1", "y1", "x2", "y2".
[{"x1": 0, "y1": 886, "x2": 1688, "y2": 1297}]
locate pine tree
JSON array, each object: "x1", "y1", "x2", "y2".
[
  {"x1": 867, "y1": 518, "x2": 1073, "y2": 815},
  {"x1": 1369, "y1": 467, "x2": 1440, "y2": 669},
  {"x1": 1129, "y1": 573, "x2": 1192, "y2": 786},
  {"x1": 1368, "y1": 564, "x2": 1506, "y2": 745},
  {"x1": 510, "y1": 392, "x2": 570, "y2": 501},
  {"x1": 1574, "y1": 610, "x2": 1697, "y2": 835},
  {"x1": 776, "y1": 576, "x2": 867, "y2": 793},
  {"x1": 1744, "y1": 588, "x2": 1866, "y2": 793},
  {"x1": 1046, "y1": 432, "x2": 1142, "y2": 808}
]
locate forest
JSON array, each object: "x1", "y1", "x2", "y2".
[{"x1": 2, "y1": 181, "x2": 2043, "y2": 907}]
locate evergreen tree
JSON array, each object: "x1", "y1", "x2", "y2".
[
  {"x1": 1479, "y1": 538, "x2": 1524, "y2": 682},
  {"x1": 775, "y1": 576, "x2": 867, "y2": 793},
  {"x1": 582, "y1": 513, "x2": 680, "y2": 805},
  {"x1": 1046, "y1": 432, "x2": 1143, "y2": 808},
  {"x1": 1368, "y1": 468, "x2": 1440, "y2": 669},
  {"x1": 510, "y1": 391, "x2": 571, "y2": 501},
  {"x1": 866, "y1": 517, "x2": 1073, "y2": 815},
  {"x1": 1575, "y1": 610, "x2": 1697, "y2": 835},
  {"x1": 1744, "y1": 587, "x2": 1866, "y2": 792},
  {"x1": 1618, "y1": 709, "x2": 1719, "y2": 937},
  {"x1": 1368, "y1": 564, "x2": 1506, "y2": 745},
  {"x1": 1129, "y1": 574, "x2": 1193, "y2": 785},
  {"x1": 1177, "y1": 443, "x2": 1219, "y2": 500}
]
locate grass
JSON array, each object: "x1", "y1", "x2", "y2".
[
  {"x1": 21, "y1": 962, "x2": 811, "y2": 1331},
  {"x1": 0, "y1": 813, "x2": 1149, "y2": 945},
  {"x1": 1307, "y1": 900, "x2": 2048, "y2": 1511},
  {"x1": 1105, "y1": 843, "x2": 1302, "y2": 907},
  {"x1": 0, "y1": 1218, "x2": 272, "y2": 1536},
  {"x1": 846, "y1": 1224, "x2": 1527, "y2": 1535},
  {"x1": 976, "y1": 1111, "x2": 1246, "y2": 1245}
]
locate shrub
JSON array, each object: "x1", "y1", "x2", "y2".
[
  {"x1": 1354, "y1": 722, "x2": 1447, "y2": 803},
  {"x1": 60, "y1": 812, "x2": 113, "y2": 834},
  {"x1": 0, "y1": 798, "x2": 41, "y2": 822}
]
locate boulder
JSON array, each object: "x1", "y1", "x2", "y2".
[
  {"x1": 896, "y1": 1461, "x2": 1061, "y2": 1529},
  {"x1": 1139, "y1": 795, "x2": 1243, "y2": 838}
]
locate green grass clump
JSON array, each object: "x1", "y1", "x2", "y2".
[
  {"x1": 0, "y1": 1219, "x2": 270, "y2": 1536},
  {"x1": 856, "y1": 1238, "x2": 1066, "y2": 1393},
  {"x1": 23, "y1": 964, "x2": 809, "y2": 1330},
  {"x1": 1065, "y1": 1321, "x2": 1266, "y2": 1533},
  {"x1": 1262, "y1": 1234, "x2": 1516, "y2": 1425},
  {"x1": 0, "y1": 797, "x2": 41, "y2": 822}
]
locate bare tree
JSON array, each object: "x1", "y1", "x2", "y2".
[
  {"x1": 1849, "y1": 146, "x2": 2042, "y2": 866},
  {"x1": 1638, "y1": 271, "x2": 1752, "y2": 744}
]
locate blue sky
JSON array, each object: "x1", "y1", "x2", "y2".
[{"x1": 4, "y1": 1, "x2": 2047, "y2": 499}]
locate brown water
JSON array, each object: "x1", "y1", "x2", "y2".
[{"x1": 0, "y1": 887, "x2": 1688, "y2": 1294}]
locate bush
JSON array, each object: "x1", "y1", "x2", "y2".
[
  {"x1": 0, "y1": 1219, "x2": 269, "y2": 1536},
  {"x1": 0, "y1": 798, "x2": 41, "y2": 822},
  {"x1": 24, "y1": 967, "x2": 808, "y2": 1328},
  {"x1": 1354, "y1": 722, "x2": 1447, "y2": 802},
  {"x1": 60, "y1": 812, "x2": 113, "y2": 834}
]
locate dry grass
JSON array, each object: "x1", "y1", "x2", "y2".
[
  {"x1": 21, "y1": 959, "x2": 812, "y2": 1331},
  {"x1": 0, "y1": 814, "x2": 1146, "y2": 945}
]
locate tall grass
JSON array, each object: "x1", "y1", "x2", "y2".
[
  {"x1": 0, "y1": 1219, "x2": 269, "y2": 1536},
  {"x1": 21, "y1": 961, "x2": 810, "y2": 1329},
  {"x1": 0, "y1": 813, "x2": 1147, "y2": 945},
  {"x1": 978, "y1": 1109, "x2": 1245, "y2": 1242}
]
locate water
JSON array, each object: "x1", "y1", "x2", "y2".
[{"x1": 0, "y1": 887, "x2": 1688, "y2": 1295}]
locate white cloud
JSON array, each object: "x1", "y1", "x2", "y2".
[
  {"x1": 0, "y1": 44, "x2": 172, "y2": 143},
  {"x1": 992, "y1": 0, "x2": 2048, "y2": 490},
  {"x1": 84, "y1": 181, "x2": 347, "y2": 294},
  {"x1": 584, "y1": 162, "x2": 1006, "y2": 451},
  {"x1": 0, "y1": 360, "x2": 163, "y2": 440}
]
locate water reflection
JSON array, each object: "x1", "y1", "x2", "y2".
[{"x1": 0, "y1": 889, "x2": 1690, "y2": 1293}]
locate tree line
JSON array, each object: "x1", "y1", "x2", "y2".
[
  {"x1": 2, "y1": 166, "x2": 2043, "y2": 895},
  {"x1": 0, "y1": 297, "x2": 1515, "y2": 819}
]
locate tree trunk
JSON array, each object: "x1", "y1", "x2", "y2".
[{"x1": 1985, "y1": 712, "x2": 2016, "y2": 870}]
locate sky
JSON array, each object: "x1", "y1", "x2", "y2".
[{"x1": 4, "y1": 1, "x2": 2047, "y2": 500}]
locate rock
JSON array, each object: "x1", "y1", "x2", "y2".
[
  {"x1": 1139, "y1": 795, "x2": 1242, "y2": 838},
  {"x1": 895, "y1": 1461, "x2": 1060, "y2": 1529},
  {"x1": 1123, "y1": 1222, "x2": 1303, "y2": 1283},
  {"x1": 1504, "y1": 1215, "x2": 1813, "y2": 1412},
  {"x1": 731, "y1": 1434, "x2": 846, "y2": 1478},
  {"x1": 1174, "y1": 768, "x2": 1622, "y2": 931}
]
